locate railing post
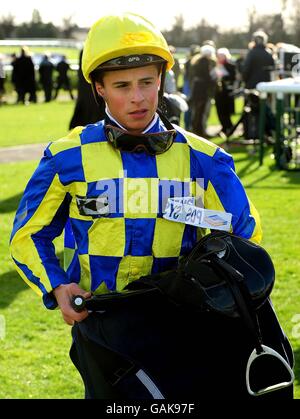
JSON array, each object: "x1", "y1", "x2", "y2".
[
  {"x1": 258, "y1": 92, "x2": 267, "y2": 166},
  {"x1": 275, "y1": 92, "x2": 284, "y2": 169}
]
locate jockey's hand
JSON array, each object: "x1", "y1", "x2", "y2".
[{"x1": 53, "y1": 283, "x2": 92, "y2": 325}]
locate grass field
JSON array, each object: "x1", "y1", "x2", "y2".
[
  {"x1": 0, "y1": 101, "x2": 74, "y2": 147},
  {"x1": 0, "y1": 99, "x2": 299, "y2": 399}
]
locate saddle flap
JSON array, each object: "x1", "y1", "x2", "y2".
[{"x1": 183, "y1": 232, "x2": 275, "y2": 317}]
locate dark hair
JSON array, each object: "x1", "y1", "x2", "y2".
[{"x1": 91, "y1": 69, "x2": 105, "y2": 85}]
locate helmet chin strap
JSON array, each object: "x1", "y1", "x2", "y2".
[
  {"x1": 157, "y1": 62, "x2": 167, "y2": 114},
  {"x1": 156, "y1": 62, "x2": 176, "y2": 129}
]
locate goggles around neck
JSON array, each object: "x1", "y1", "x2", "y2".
[{"x1": 104, "y1": 114, "x2": 176, "y2": 155}]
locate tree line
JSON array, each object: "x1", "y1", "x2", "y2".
[
  {"x1": 0, "y1": 9, "x2": 78, "y2": 39},
  {"x1": 164, "y1": 1, "x2": 300, "y2": 48},
  {"x1": 1, "y1": 2, "x2": 300, "y2": 49}
]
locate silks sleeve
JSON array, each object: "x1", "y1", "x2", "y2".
[
  {"x1": 10, "y1": 146, "x2": 71, "y2": 309},
  {"x1": 204, "y1": 148, "x2": 262, "y2": 243}
]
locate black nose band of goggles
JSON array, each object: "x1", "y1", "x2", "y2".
[{"x1": 104, "y1": 113, "x2": 176, "y2": 155}]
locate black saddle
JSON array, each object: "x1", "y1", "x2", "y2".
[{"x1": 72, "y1": 232, "x2": 294, "y2": 398}]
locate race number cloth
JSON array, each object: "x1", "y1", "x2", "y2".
[{"x1": 163, "y1": 197, "x2": 232, "y2": 231}]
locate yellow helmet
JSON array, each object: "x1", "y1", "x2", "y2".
[{"x1": 82, "y1": 12, "x2": 174, "y2": 83}]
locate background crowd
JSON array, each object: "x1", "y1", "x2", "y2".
[
  {"x1": 0, "y1": 29, "x2": 297, "y2": 140},
  {"x1": 0, "y1": 47, "x2": 74, "y2": 105}
]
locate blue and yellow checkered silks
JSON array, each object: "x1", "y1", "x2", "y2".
[{"x1": 10, "y1": 118, "x2": 262, "y2": 309}]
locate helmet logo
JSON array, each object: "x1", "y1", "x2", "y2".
[
  {"x1": 121, "y1": 32, "x2": 154, "y2": 45},
  {"x1": 128, "y1": 56, "x2": 140, "y2": 62}
]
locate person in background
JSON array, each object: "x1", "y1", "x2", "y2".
[
  {"x1": 14, "y1": 47, "x2": 37, "y2": 104},
  {"x1": 235, "y1": 50, "x2": 247, "y2": 89},
  {"x1": 189, "y1": 44, "x2": 217, "y2": 138},
  {"x1": 242, "y1": 31, "x2": 275, "y2": 140},
  {"x1": 53, "y1": 55, "x2": 74, "y2": 100},
  {"x1": 39, "y1": 53, "x2": 54, "y2": 102},
  {"x1": 183, "y1": 44, "x2": 201, "y2": 130},
  {"x1": 182, "y1": 44, "x2": 201, "y2": 131},
  {"x1": 242, "y1": 30, "x2": 275, "y2": 89},
  {"x1": 214, "y1": 48, "x2": 236, "y2": 136}
]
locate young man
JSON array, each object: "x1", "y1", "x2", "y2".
[{"x1": 10, "y1": 13, "x2": 264, "y2": 398}]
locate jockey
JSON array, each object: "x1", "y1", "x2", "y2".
[{"x1": 10, "y1": 12, "x2": 263, "y2": 399}]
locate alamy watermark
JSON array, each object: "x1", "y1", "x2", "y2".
[{"x1": 94, "y1": 171, "x2": 205, "y2": 215}]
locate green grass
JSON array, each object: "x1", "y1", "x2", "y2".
[
  {"x1": 0, "y1": 101, "x2": 74, "y2": 147},
  {"x1": 0, "y1": 100, "x2": 299, "y2": 399},
  {"x1": 0, "y1": 161, "x2": 83, "y2": 399}
]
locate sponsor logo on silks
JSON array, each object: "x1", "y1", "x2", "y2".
[
  {"x1": 163, "y1": 197, "x2": 232, "y2": 232},
  {"x1": 76, "y1": 195, "x2": 109, "y2": 217}
]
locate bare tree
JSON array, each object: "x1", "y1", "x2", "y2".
[
  {"x1": 247, "y1": 6, "x2": 257, "y2": 38},
  {"x1": 0, "y1": 14, "x2": 15, "y2": 38},
  {"x1": 289, "y1": 0, "x2": 300, "y2": 44},
  {"x1": 61, "y1": 15, "x2": 78, "y2": 39},
  {"x1": 165, "y1": 15, "x2": 185, "y2": 46},
  {"x1": 31, "y1": 9, "x2": 42, "y2": 24}
]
